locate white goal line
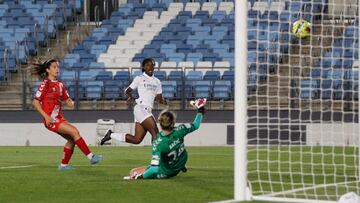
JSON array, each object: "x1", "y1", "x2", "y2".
[{"x1": 258, "y1": 180, "x2": 360, "y2": 198}]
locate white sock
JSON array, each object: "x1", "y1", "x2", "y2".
[
  {"x1": 87, "y1": 153, "x2": 94, "y2": 160},
  {"x1": 111, "y1": 133, "x2": 126, "y2": 142},
  {"x1": 60, "y1": 163, "x2": 68, "y2": 167}
]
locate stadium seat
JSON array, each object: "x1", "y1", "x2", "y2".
[
  {"x1": 84, "y1": 81, "x2": 103, "y2": 100},
  {"x1": 154, "y1": 70, "x2": 167, "y2": 80},
  {"x1": 204, "y1": 71, "x2": 221, "y2": 81},
  {"x1": 186, "y1": 71, "x2": 203, "y2": 81},
  {"x1": 114, "y1": 71, "x2": 130, "y2": 81},
  {"x1": 96, "y1": 71, "x2": 113, "y2": 81}
]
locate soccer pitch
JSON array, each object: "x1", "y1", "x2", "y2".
[
  {"x1": 0, "y1": 146, "x2": 358, "y2": 203},
  {"x1": 0, "y1": 146, "x2": 235, "y2": 203}
]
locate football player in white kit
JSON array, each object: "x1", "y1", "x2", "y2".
[{"x1": 100, "y1": 58, "x2": 167, "y2": 145}]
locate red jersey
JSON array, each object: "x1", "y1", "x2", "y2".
[{"x1": 35, "y1": 79, "x2": 69, "y2": 121}]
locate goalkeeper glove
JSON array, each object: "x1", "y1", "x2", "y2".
[{"x1": 190, "y1": 98, "x2": 207, "y2": 114}]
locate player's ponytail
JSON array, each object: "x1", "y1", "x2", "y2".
[
  {"x1": 158, "y1": 110, "x2": 176, "y2": 131},
  {"x1": 31, "y1": 58, "x2": 58, "y2": 79},
  {"x1": 141, "y1": 58, "x2": 155, "y2": 72}
]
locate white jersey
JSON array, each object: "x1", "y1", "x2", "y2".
[{"x1": 128, "y1": 73, "x2": 162, "y2": 108}]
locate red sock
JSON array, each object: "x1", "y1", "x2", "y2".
[
  {"x1": 61, "y1": 147, "x2": 74, "y2": 165},
  {"x1": 75, "y1": 137, "x2": 91, "y2": 156}
]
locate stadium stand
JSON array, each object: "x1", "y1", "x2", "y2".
[
  {"x1": 55, "y1": 0, "x2": 235, "y2": 103},
  {"x1": 0, "y1": 0, "x2": 355, "y2": 111}
]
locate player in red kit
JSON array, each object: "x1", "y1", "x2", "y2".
[{"x1": 32, "y1": 59, "x2": 102, "y2": 171}]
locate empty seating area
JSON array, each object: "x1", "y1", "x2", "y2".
[
  {"x1": 0, "y1": 0, "x2": 81, "y2": 80},
  {"x1": 300, "y1": 23, "x2": 359, "y2": 101},
  {"x1": 54, "y1": 0, "x2": 235, "y2": 103},
  {"x1": 246, "y1": 0, "x2": 359, "y2": 104},
  {"x1": 57, "y1": 67, "x2": 234, "y2": 101},
  {"x1": 28, "y1": 0, "x2": 359, "y2": 110}
]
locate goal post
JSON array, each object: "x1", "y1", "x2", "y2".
[
  {"x1": 235, "y1": 0, "x2": 360, "y2": 202},
  {"x1": 234, "y1": 0, "x2": 249, "y2": 201}
]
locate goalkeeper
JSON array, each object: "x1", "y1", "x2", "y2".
[{"x1": 124, "y1": 98, "x2": 206, "y2": 180}]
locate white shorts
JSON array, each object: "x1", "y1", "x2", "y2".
[{"x1": 134, "y1": 105, "x2": 154, "y2": 123}]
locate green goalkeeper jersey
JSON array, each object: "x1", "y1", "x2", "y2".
[{"x1": 144, "y1": 113, "x2": 203, "y2": 179}]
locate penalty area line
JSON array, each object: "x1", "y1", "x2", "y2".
[{"x1": 0, "y1": 165, "x2": 36, "y2": 169}]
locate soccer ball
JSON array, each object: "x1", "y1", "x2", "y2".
[{"x1": 292, "y1": 19, "x2": 311, "y2": 39}]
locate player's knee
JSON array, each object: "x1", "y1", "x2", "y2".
[
  {"x1": 67, "y1": 141, "x2": 75, "y2": 148},
  {"x1": 133, "y1": 136, "x2": 143, "y2": 144},
  {"x1": 71, "y1": 129, "x2": 81, "y2": 139}
]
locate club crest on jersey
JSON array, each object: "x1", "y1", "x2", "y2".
[
  {"x1": 52, "y1": 87, "x2": 57, "y2": 92},
  {"x1": 36, "y1": 90, "x2": 41, "y2": 98}
]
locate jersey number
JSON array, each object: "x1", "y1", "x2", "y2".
[{"x1": 167, "y1": 145, "x2": 185, "y2": 164}]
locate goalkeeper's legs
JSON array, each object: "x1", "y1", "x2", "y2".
[{"x1": 129, "y1": 166, "x2": 147, "y2": 176}]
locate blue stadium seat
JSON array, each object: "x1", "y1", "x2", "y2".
[
  {"x1": 300, "y1": 79, "x2": 319, "y2": 99},
  {"x1": 154, "y1": 71, "x2": 167, "y2": 80},
  {"x1": 186, "y1": 71, "x2": 203, "y2": 81},
  {"x1": 167, "y1": 52, "x2": 185, "y2": 63},
  {"x1": 152, "y1": 3, "x2": 167, "y2": 13},
  {"x1": 60, "y1": 70, "x2": 77, "y2": 81},
  {"x1": 213, "y1": 80, "x2": 232, "y2": 100},
  {"x1": 204, "y1": 71, "x2": 220, "y2": 80},
  {"x1": 195, "y1": 81, "x2": 211, "y2": 98},
  {"x1": 103, "y1": 81, "x2": 122, "y2": 99},
  {"x1": 186, "y1": 18, "x2": 202, "y2": 29},
  {"x1": 161, "y1": 80, "x2": 177, "y2": 100},
  {"x1": 212, "y1": 10, "x2": 227, "y2": 22},
  {"x1": 114, "y1": 71, "x2": 130, "y2": 81},
  {"x1": 222, "y1": 70, "x2": 234, "y2": 81},
  {"x1": 194, "y1": 10, "x2": 210, "y2": 21},
  {"x1": 96, "y1": 71, "x2": 113, "y2": 81},
  {"x1": 79, "y1": 71, "x2": 98, "y2": 81},
  {"x1": 89, "y1": 62, "x2": 105, "y2": 69},
  {"x1": 186, "y1": 53, "x2": 203, "y2": 63},
  {"x1": 168, "y1": 70, "x2": 183, "y2": 80},
  {"x1": 84, "y1": 81, "x2": 103, "y2": 100}
]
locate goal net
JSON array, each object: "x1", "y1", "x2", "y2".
[{"x1": 236, "y1": 0, "x2": 360, "y2": 202}]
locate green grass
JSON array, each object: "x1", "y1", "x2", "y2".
[
  {"x1": 0, "y1": 146, "x2": 234, "y2": 203},
  {"x1": 0, "y1": 146, "x2": 358, "y2": 203}
]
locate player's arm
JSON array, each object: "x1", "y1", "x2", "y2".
[
  {"x1": 64, "y1": 98, "x2": 74, "y2": 108},
  {"x1": 181, "y1": 98, "x2": 206, "y2": 134},
  {"x1": 155, "y1": 94, "x2": 167, "y2": 105},
  {"x1": 61, "y1": 83, "x2": 73, "y2": 108},
  {"x1": 186, "y1": 113, "x2": 204, "y2": 134},
  {"x1": 125, "y1": 77, "x2": 138, "y2": 104},
  {"x1": 141, "y1": 144, "x2": 163, "y2": 179},
  {"x1": 125, "y1": 87, "x2": 135, "y2": 104},
  {"x1": 32, "y1": 99, "x2": 53, "y2": 126},
  {"x1": 142, "y1": 166, "x2": 159, "y2": 179},
  {"x1": 154, "y1": 80, "x2": 167, "y2": 105}
]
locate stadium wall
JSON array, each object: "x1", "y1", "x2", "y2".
[
  {"x1": 0, "y1": 110, "x2": 233, "y2": 146},
  {"x1": 1, "y1": 110, "x2": 358, "y2": 146},
  {"x1": 0, "y1": 123, "x2": 230, "y2": 146}
]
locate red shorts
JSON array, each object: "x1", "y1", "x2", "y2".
[{"x1": 44, "y1": 117, "x2": 68, "y2": 133}]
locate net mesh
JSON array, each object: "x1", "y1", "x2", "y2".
[{"x1": 246, "y1": 0, "x2": 360, "y2": 201}]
